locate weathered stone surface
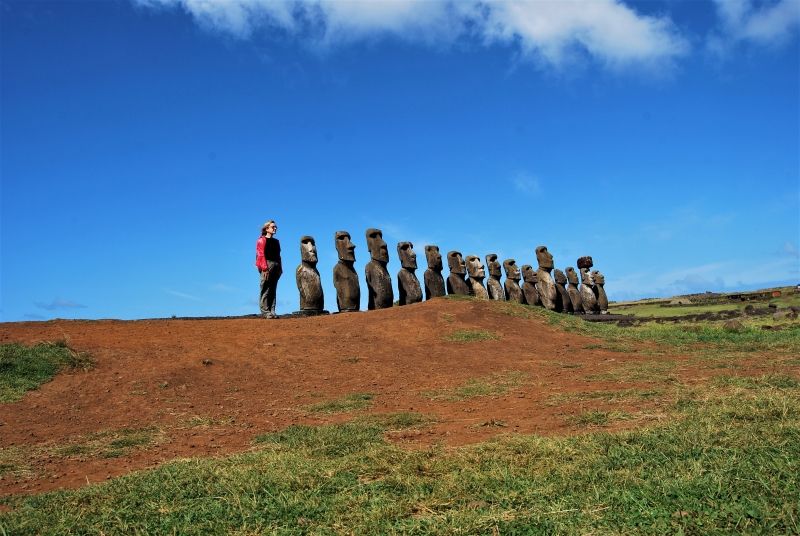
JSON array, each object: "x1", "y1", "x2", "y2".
[
  {"x1": 365, "y1": 228, "x2": 393, "y2": 310},
  {"x1": 565, "y1": 267, "x2": 583, "y2": 313},
  {"x1": 577, "y1": 256, "x2": 594, "y2": 270},
  {"x1": 723, "y1": 319, "x2": 744, "y2": 332},
  {"x1": 485, "y1": 254, "x2": 504, "y2": 301},
  {"x1": 296, "y1": 235, "x2": 324, "y2": 311},
  {"x1": 423, "y1": 245, "x2": 446, "y2": 300},
  {"x1": 333, "y1": 231, "x2": 360, "y2": 312},
  {"x1": 592, "y1": 270, "x2": 609, "y2": 314},
  {"x1": 521, "y1": 264, "x2": 540, "y2": 306},
  {"x1": 503, "y1": 259, "x2": 524, "y2": 303},
  {"x1": 580, "y1": 268, "x2": 598, "y2": 313},
  {"x1": 535, "y1": 245, "x2": 557, "y2": 311},
  {"x1": 397, "y1": 241, "x2": 422, "y2": 305},
  {"x1": 554, "y1": 269, "x2": 572, "y2": 313},
  {"x1": 465, "y1": 255, "x2": 489, "y2": 300},
  {"x1": 446, "y1": 250, "x2": 470, "y2": 296}
]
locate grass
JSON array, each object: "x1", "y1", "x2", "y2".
[
  {"x1": 548, "y1": 388, "x2": 664, "y2": 405},
  {"x1": 585, "y1": 360, "x2": 678, "y2": 384},
  {"x1": 422, "y1": 371, "x2": 527, "y2": 402},
  {"x1": 444, "y1": 329, "x2": 499, "y2": 343},
  {"x1": 304, "y1": 393, "x2": 374, "y2": 414},
  {"x1": 2, "y1": 385, "x2": 798, "y2": 534},
  {"x1": 0, "y1": 341, "x2": 93, "y2": 402},
  {"x1": 567, "y1": 409, "x2": 632, "y2": 427}
]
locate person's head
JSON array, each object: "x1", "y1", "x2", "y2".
[{"x1": 262, "y1": 220, "x2": 277, "y2": 237}]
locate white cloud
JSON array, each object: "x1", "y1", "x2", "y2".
[
  {"x1": 133, "y1": 0, "x2": 688, "y2": 69},
  {"x1": 711, "y1": 0, "x2": 800, "y2": 49},
  {"x1": 34, "y1": 298, "x2": 87, "y2": 311},
  {"x1": 511, "y1": 172, "x2": 541, "y2": 196},
  {"x1": 165, "y1": 289, "x2": 203, "y2": 301}
]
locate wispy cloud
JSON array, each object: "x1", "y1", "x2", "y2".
[
  {"x1": 511, "y1": 172, "x2": 541, "y2": 197},
  {"x1": 133, "y1": 0, "x2": 688, "y2": 70},
  {"x1": 210, "y1": 283, "x2": 237, "y2": 292},
  {"x1": 165, "y1": 289, "x2": 203, "y2": 301},
  {"x1": 709, "y1": 0, "x2": 800, "y2": 55},
  {"x1": 34, "y1": 298, "x2": 87, "y2": 311}
]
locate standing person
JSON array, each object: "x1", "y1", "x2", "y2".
[{"x1": 255, "y1": 220, "x2": 282, "y2": 318}]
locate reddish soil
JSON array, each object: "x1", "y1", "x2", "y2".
[{"x1": 0, "y1": 298, "x2": 728, "y2": 497}]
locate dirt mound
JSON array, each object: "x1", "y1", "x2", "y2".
[{"x1": 0, "y1": 298, "x2": 677, "y2": 496}]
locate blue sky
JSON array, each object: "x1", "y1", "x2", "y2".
[{"x1": 1, "y1": 0, "x2": 798, "y2": 321}]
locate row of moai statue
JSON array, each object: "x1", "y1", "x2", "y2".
[{"x1": 295, "y1": 228, "x2": 609, "y2": 314}]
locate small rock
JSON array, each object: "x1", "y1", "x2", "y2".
[
  {"x1": 723, "y1": 319, "x2": 744, "y2": 332},
  {"x1": 743, "y1": 304, "x2": 756, "y2": 315},
  {"x1": 202, "y1": 359, "x2": 213, "y2": 366}
]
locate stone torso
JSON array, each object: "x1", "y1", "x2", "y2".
[
  {"x1": 487, "y1": 278, "x2": 503, "y2": 301},
  {"x1": 333, "y1": 261, "x2": 360, "y2": 312},
  {"x1": 522, "y1": 281, "x2": 540, "y2": 306},
  {"x1": 296, "y1": 262, "x2": 324, "y2": 311},
  {"x1": 565, "y1": 267, "x2": 583, "y2": 313},
  {"x1": 504, "y1": 279, "x2": 524, "y2": 303},
  {"x1": 366, "y1": 260, "x2": 393, "y2": 309},
  {"x1": 468, "y1": 277, "x2": 489, "y2": 300},
  {"x1": 580, "y1": 268, "x2": 598, "y2": 313},
  {"x1": 447, "y1": 273, "x2": 470, "y2": 296},
  {"x1": 424, "y1": 269, "x2": 445, "y2": 299},
  {"x1": 536, "y1": 269, "x2": 557, "y2": 310},
  {"x1": 397, "y1": 269, "x2": 422, "y2": 305}
]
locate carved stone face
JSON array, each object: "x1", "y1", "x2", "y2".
[
  {"x1": 566, "y1": 267, "x2": 579, "y2": 285},
  {"x1": 577, "y1": 256, "x2": 594, "y2": 270},
  {"x1": 465, "y1": 256, "x2": 485, "y2": 278},
  {"x1": 335, "y1": 231, "x2": 356, "y2": 262},
  {"x1": 366, "y1": 228, "x2": 389, "y2": 263},
  {"x1": 554, "y1": 269, "x2": 567, "y2": 285},
  {"x1": 503, "y1": 259, "x2": 520, "y2": 281},
  {"x1": 591, "y1": 270, "x2": 605, "y2": 285},
  {"x1": 521, "y1": 265, "x2": 538, "y2": 283},
  {"x1": 425, "y1": 245, "x2": 442, "y2": 271},
  {"x1": 447, "y1": 251, "x2": 466, "y2": 275},
  {"x1": 397, "y1": 241, "x2": 417, "y2": 270},
  {"x1": 300, "y1": 235, "x2": 317, "y2": 263},
  {"x1": 580, "y1": 268, "x2": 594, "y2": 286},
  {"x1": 536, "y1": 246, "x2": 554, "y2": 270},
  {"x1": 485, "y1": 254, "x2": 501, "y2": 278}
]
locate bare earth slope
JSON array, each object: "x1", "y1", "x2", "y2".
[{"x1": 1, "y1": 298, "x2": 681, "y2": 496}]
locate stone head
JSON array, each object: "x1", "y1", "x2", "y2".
[
  {"x1": 521, "y1": 265, "x2": 538, "y2": 284},
  {"x1": 447, "y1": 251, "x2": 466, "y2": 275},
  {"x1": 397, "y1": 241, "x2": 417, "y2": 270},
  {"x1": 580, "y1": 268, "x2": 594, "y2": 286},
  {"x1": 592, "y1": 270, "x2": 605, "y2": 285},
  {"x1": 425, "y1": 245, "x2": 443, "y2": 271},
  {"x1": 554, "y1": 269, "x2": 567, "y2": 285},
  {"x1": 577, "y1": 256, "x2": 594, "y2": 270},
  {"x1": 536, "y1": 245, "x2": 554, "y2": 270},
  {"x1": 503, "y1": 259, "x2": 520, "y2": 281},
  {"x1": 486, "y1": 254, "x2": 501, "y2": 279},
  {"x1": 334, "y1": 231, "x2": 356, "y2": 262},
  {"x1": 366, "y1": 228, "x2": 389, "y2": 263},
  {"x1": 300, "y1": 235, "x2": 317, "y2": 264},
  {"x1": 465, "y1": 255, "x2": 485, "y2": 279},
  {"x1": 566, "y1": 267, "x2": 579, "y2": 285}
]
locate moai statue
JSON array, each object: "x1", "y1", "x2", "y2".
[
  {"x1": 592, "y1": 270, "x2": 609, "y2": 314},
  {"x1": 535, "y1": 245, "x2": 557, "y2": 311},
  {"x1": 333, "y1": 231, "x2": 360, "y2": 312},
  {"x1": 565, "y1": 267, "x2": 584, "y2": 314},
  {"x1": 465, "y1": 255, "x2": 489, "y2": 300},
  {"x1": 503, "y1": 259, "x2": 524, "y2": 303},
  {"x1": 396, "y1": 242, "x2": 422, "y2": 305},
  {"x1": 521, "y1": 265, "x2": 541, "y2": 306},
  {"x1": 485, "y1": 254, "x2": 504, "y2": 301},
  {"x1": 295, "y1": 236, "x2": 324, "y2": 313},
  {"x1": 580, "y1": 267, "x2": 598, "y2": 313},
  {"x1": 365, "y1": 228, "x2": 394, "y2": 310},
  {"x1": 446, "y1": 250, "x2": 470, "y2": 296},
  {"x1": 423, "y1": 245, "x2": 446, "y2": 300},
  {"x1": 553, "y1": 269, "x2": 572, "y2": 313}
]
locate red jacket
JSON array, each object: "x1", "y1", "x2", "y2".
[{"x1": 255, "y1": 236, "x2": 268, "y2": 271}]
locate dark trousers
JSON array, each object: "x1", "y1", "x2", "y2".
[{"x1": 259, "y1": 262, "x2": 282, "y2": 316}]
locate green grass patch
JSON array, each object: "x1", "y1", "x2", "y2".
[
  {"x1": 713, "y1": 374, "x2": 800, "y2": 390},
  {"x1": 423, "y1": 371, "x2": 527, "y2": 402},
  {"x1": 444, "y1": 329, "x2": 499, "y2": 343},
  {"x1": 567, "y1": 410, "x2": 632, "y2": 427},
  {"x1": 0, "y1": 341, "x2": 93, "y2": 402},
  {"x1": 586, "y1": 360, "x2": 677, "y2": 384},
  {"x1": 50, "y1": 427, "x2": 161, "y2": 460},
  {"x1": 549, "y1": 388, "x2": 663, "y2": 405},
  {"x1": 3, "y1": 386, "x2": 798, "y2": 534},
  {"x1": 304, "y1": 393, "x2": 374, "y2": 415}
]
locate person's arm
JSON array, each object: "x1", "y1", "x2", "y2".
[{"x1": 255, "y1": 236, "x2": 268, "y2": 271}]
